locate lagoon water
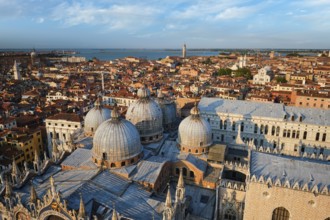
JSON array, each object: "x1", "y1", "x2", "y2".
[{"x1": 75, "y1": 49, "x2": 221, "y2": 60}]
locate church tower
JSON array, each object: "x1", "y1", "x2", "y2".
[
  {"x1": 182, "y1": 44, "x2": 186, "y2": 58},
  {"x1": 13, "y1": 60, "x2": 22, "y2": 80}
]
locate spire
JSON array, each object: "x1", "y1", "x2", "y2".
[
  {"x1": 175, "y1": 169, "x2": 185, "y2": 204},
  {"x1": 50, "y1": 175, "x2": 56, "y2": 197},
  {"x1": 165, "y1": 184, "x2": 172, "y2": 208},
  {"x1": 30, "y1": 185, "x2": 37, "y2": 204},
  {"x1": 163, "y1": 183, "x2": 173, "y2": 220},
  {"x1": 177, "y1": 169, "x2": 184, "y2": 189},
  {"x1": 5, "y1": 178, "x2": 12, "y2": 198},
  {"x1": 112, "y1": 204, "x2": 118, "y2": 220},
  {"x1": 11, "y1": 156, "x2": 20, "y2": 176},
  {"x1": 78, "y1": 194, "x2": 86, "y2": 218}
]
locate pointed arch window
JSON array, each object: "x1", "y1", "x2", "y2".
[
  {"x1": 271, "y1": 126, "x2": 275, "y2": 136},
  {"x1": 182, "y1": 167, "x2": 187, "y2": 176},
  {"x1": 260, "y1": 124, "x2": 264, "y2": 134},
  {"x1": 276, "y1": 126, "x2": 280, "y2": 136},
  {"x1": 254, "y1": 124, "x2": 258, "y2": 134},
  {"x1": 224, "y1": 208, "x2": 236, "y2": 220},
  {"x1": 190, "y1": 171, "x2": 194, "y2": 178}
]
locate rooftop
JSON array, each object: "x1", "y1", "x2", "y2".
[
  {"x1": 46, "y1": 113, "x2": 83, "y2": 122},
  {"x1": 250, "y1": 151, "x2": 330, "y2": 190},
  {"x1": 199, "y1": 97, "x2": 330, "y2": 126}
]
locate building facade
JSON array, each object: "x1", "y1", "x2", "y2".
[
  {"x1": 45, "y1": 113, "x2": 83, "y2": 156},
  {"x1": 199, "y1": 98, "x2": 330, "y2": 157},
  {"x1": 253, "y1": 66, "x2": 273, "y2": 85}
]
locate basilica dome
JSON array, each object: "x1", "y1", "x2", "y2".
[
  {"x1": 177, "y1": 105, "x2": 213, "y2": 155},
  {"x1": 84, "y1": 99, "x2": 111, "y2": 136},
  {"x1": 156, "y1": 92, "x2": 177, "y2": 131},
  {"x1": 126, "y1": 86, "x2": 163, "y2": 144},
  {"x1": 92, "y1": 108, "x2": 143, "y2": 168}
]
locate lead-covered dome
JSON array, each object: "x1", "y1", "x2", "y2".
[
  {"x1": 126, "y1": 86, "x2": 163, "y2": 144},
  {"x1": 92, "y1": 108, "x2": 143, "y2": 168},
  {"x1": 177, "y1": 105, "x2": 213, "y2": 155},
  {"x1": 84, "y1": 99, "x2": 111, "y2": 136},
  {"x1": 156, "y1": 92, "x2": 177, "y2": 131}
]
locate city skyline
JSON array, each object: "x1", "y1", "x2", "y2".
[{"x1": 0, "y1": 0, "x2": 330, "y2": 49}]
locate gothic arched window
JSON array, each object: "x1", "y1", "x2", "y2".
[
  {"x1": 224, "y1": 208, "x2": 236, "y2": 220},
  {"x1": 182, "y1": 167, "x2": 187, "y2": 176},
  {"x1": 272, "y1": 207, "x2": 290, "y2": 220},
  {"x1": 190, "y1": 171, "x2": 194, "y2": 178}
]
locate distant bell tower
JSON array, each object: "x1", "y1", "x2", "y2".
[
  {"x1": 13, "y1": 60, "x2": 21, "y2": 80},
  {"x1": 182, "y1": 44, "x2": 186, "y2": 58}
]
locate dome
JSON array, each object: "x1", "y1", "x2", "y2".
[
  {"x1": 84, "y1": 99, "x2": 111, "y2": 136},
  {"x1": 156, "y1": 92, "x2": 177, "y2": 131},
  {"x1": 137, "y1": 86, "x2": 151, "y2": 98},
  {"x1": 92, "y1": 108, "x2": 143, "y2": 168},
  {"x1": 126, "y1": 86, "x2": 163, "y2": 144},
  {"x1": 177, "y1": 105, "x2": 213, "y2": 154}
]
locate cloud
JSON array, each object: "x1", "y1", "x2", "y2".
[
  {"x1": 215, "y1": 6, "x2": 256, "y2": 20},
  {"x1": 51, "y1": 2, "x2": 161, "y2": 30},
  {"x1": 0, "y1": 0, "x2": 22, "y2": 18},
  {"x1": 36, "y1": 17, "x2": 44, "y2": 23}
]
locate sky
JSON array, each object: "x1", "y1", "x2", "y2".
[{"x1": 0, "y1": 0, "x2": 329, "y2": 49}]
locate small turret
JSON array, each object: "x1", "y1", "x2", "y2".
[
  {"x1": 111, "y1": 106, "x2": 120, "y2": 121},
  {"x1": 163, "y1": 184, "x2": 173, "y2": 220},
  {"x1": 165, "y1": 184, "x2": 172, "y2": 208},
  {"x1": 29, "y1": 185, "x2": 37, "y2": 204},
  {"x1": 190, "y1": 102, "x2": 200, "y2": 118},
  {"x1": 78, "y1": 194, "x2": 86, "y2": 219},
  {"x1": 11, "y1": 157, "x2": 21, "y2": 185},
  {"x1": 50, "y1": 176, "x2": 56, "y2": 197},
  {"x1": 175, "y1": 169, "x2": 185, "y2": 204},
  {"x1": 5, "y1": 178, "x2": 12, "y2": 199},
  {"x1": 112, "y1": 205, "x2": 118, "y2": 220}
]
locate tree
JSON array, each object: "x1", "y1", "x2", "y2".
[
  {"x1": 234, "y1": 67, "x2": 252, "y2": 79},
  {"x1": 216, "y1": 68, "x2": 232, "y2": 76},
  {"x1": 275, "y1": 76, "x2": 287, "y2": 83},
  {"x1": 202, "y1": 57, "x2": 213, "y2": 65}
]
